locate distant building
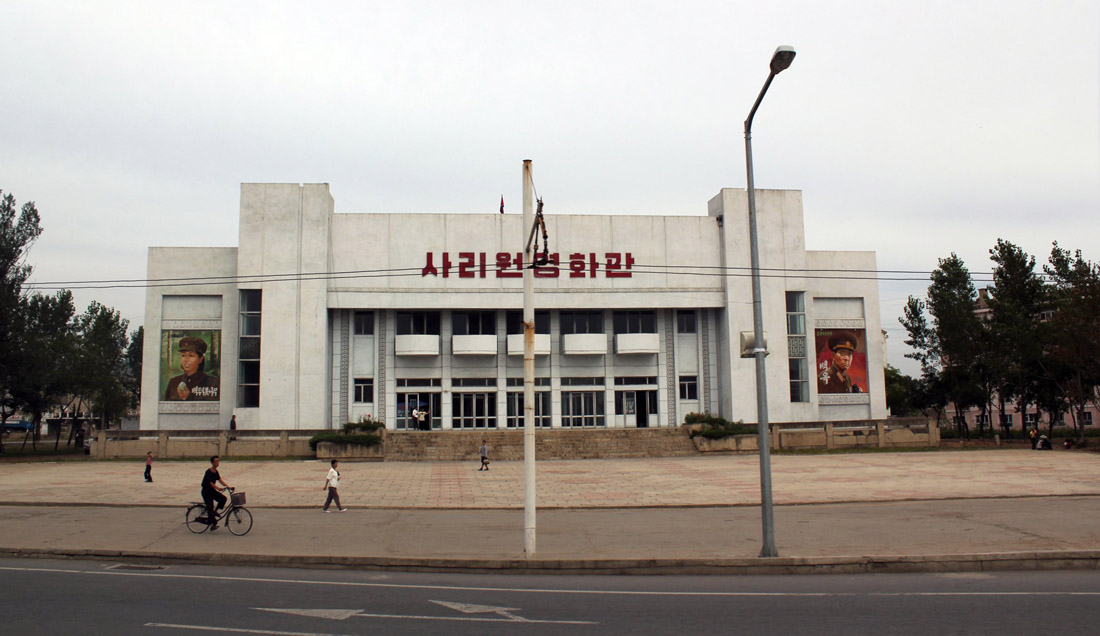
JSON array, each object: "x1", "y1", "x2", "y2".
[{"x1": 139, "y1": 183, "x2": 887, "y2": 431}]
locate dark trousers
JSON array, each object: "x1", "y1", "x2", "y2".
[
  {"x1": 323, "y1": 487, "x2": 342, "y2": 511},
  {"x1": 144, "y1": 465, "x2": 152, "y2": 481},
  {"x1": 203, "y1": 490, "x2": 227, "y2": 526}
]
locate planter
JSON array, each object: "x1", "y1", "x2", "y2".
[
  {"x1": 692, "y1": 434, "x2": 758, "y2": 453},
  {"x1": 316, "y1": 441, "x2": 384, "y2": 461}
]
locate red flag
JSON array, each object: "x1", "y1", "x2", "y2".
[{"x1": 500, "y1": 196, "x2": 504, "y2": 214}]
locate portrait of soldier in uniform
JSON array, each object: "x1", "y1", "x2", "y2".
[
  {"x1": 817, "y1": 330, "x2": 864, "y2": 394},
  {"x1": 164, "y1": 336, "x2": 221, "y2": 401}
]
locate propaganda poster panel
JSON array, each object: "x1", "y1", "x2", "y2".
[
  {"x1": 815, "y1": 328, "x2": 867, "y2": 396},
  {"x1": 160, "y1": 329, "x2": 222, "y2": 402}
]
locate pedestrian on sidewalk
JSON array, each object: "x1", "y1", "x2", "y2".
[
  {"x1": 322, "y1": 459, "x2": 348, "y2": 512},
  {"x1": 1029, "y1": 427, "x2": 1038, "y2": 449},
  {"x1": 479, "y1": 439, "x2": 489, "y2": 471},
  {"x1": 144, "y1": 451, "x2": 154, "y2": 482}
]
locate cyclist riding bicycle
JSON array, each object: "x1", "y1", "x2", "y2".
[{"x1": 201, "y1": 455, "x2": 232, "y2": 531}]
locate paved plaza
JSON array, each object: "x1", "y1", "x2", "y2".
[{"x1": 1, "y1": 449, "x2": 1099, "y2": 574}]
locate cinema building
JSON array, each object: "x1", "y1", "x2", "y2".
[{"x1": 139, "y1": 183, "x2": 887, "y2": 432}]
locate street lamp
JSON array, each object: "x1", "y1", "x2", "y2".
[{"x1": 744, "y1": 45, "x2": 795, "y2": 558}]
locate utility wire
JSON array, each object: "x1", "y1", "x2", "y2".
[{"x1": 26, "y1": 262, "x2": 1008, "y2": 291}]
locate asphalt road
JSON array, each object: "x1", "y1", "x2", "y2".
[{"x1": 2, "y1": 557, "x2": 1099, "y2": 635}]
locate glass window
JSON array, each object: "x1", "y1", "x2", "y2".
[
  {"x1": 506, "y1": 310, "x2": 550, "y2": 334},
  {"x1": 452, "y1": 310, "x2": 497, "y2": 336},
  {"x1": 679, "y1": 375, "x2": 698, "y2": 400},
  {"x1": 613, "y1": 310, "x2": 657, "y2": 334},
  {"x1": 353, "y1": 379, "x2": 374, "y2": 403},
  {"x1": 353, "y1": 312, "x2": 374, "y2": 335},
  {"x1": 238, "y1": 290, "x2": 262, "y2": 408},
  {"x1": 785, "y1": 292, "x2": 808, "y2": 403},
  {"x1": 561, "y1": 391, "x2": 605, "y2": 427},
  {"x1": 506, "y1": 392, "x2": 551, "y2": 428},
  {"x1": 451, "y1": 392, "x2": 497, "y2": 429},
  {"x1": 677, "y1": 310, "x2": 697, "y2": 334},
  {"x1": 560, "y1": 311, "x2": 603, "y2": 335},
  {"x1": 396, "y1": 311, "x2": 440, "y2": 335}
]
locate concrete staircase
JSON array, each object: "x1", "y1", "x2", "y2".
[{"x1": 383, "y1": 427, "x2": 699, "y2": 462}]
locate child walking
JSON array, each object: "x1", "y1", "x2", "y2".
[
  {"x1": 322, "y1": 459, "x2": 348, "y2": 512},
  {"x1": 144, "y1": 451, "x2": 154, "y2": 482},
  {"x1": 479, "y1": 440, "x2": 489, "y2": 471}
]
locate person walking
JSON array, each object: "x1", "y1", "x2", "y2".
[
  {"x1": 144, "y1": 451, "x2": 154, "y2": 483},
  {"x1": 479, "y1": 439, "x2": 489, "y2": 471},
  {"x1": 322, "y1": 459, "x2": 348, "y2": 512}
]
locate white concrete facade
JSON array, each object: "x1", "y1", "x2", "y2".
[{"x1": 140, "y1": 183, "x2": 887, "y2": 431}]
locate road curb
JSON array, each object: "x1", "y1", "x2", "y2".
[
  {"x1": 3, "y1": 547, "x2": 1099, "y2": 576},
  {"x1": 5, "y1": 493, "x2": 1099, "y2": 511}
]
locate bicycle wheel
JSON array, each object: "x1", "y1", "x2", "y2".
[
  {"x1": 185, "y1": 504, "x2": 209, "y2": 533},
  {"x1": 225, "y1": 506, "x2": 253, "y2": 536}
]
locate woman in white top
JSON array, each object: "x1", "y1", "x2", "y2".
[{"x1": 322, "y1": 459, "x2": 347, "y2": 512}]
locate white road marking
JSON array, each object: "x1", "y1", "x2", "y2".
[
  {"x1": 147, "y1": 624, "x2": 353, "y2": 636},
  {"x1": 429, "y1": 599, "x2": 523, "y2": 614},
  {"x1": 252, "y1": 609, "x2": 363, "y2": 620},
  {"x1": 5, "y1": 565, "x2": 1100, "y2": 598}
]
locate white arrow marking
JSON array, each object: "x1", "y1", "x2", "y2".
[
  {"x1": 430, "y1": 600, "x2": 522, "y2": 615},
  {"x1": 252, "y1": 608, "x2": 363, "y2": 621},
  {"x1": 429, "y1": 599, "x2": 528, "y2": 621}
]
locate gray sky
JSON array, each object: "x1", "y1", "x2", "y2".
[{"x1": 3, "y1": 0, "x2": 1097, "y2": 377}]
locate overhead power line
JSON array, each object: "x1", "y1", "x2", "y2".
[{"x1": 24, "y1": 261, "x2": 1015, "y2": 292}]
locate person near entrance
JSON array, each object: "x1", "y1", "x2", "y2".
[
  {"x1": 479, "y1": 439, "x2": 490, "y2": 471},
  {"x1": 414, "y1": 407, "x2": 429, "y2": 431}
]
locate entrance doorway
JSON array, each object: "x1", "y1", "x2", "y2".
[
  {"x1": 616, "y1": 390, "x2": 657, "y2": 428},
  {"x1": 397, "y1": 392, "x2": 440, "y2": 430}
]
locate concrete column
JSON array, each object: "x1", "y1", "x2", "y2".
[
  {"x1": 218, "y1": 432, "x2": 228, "y2": 456},
  {"x1": 825, "y1": 422, "x2": 834, "y2": 450},
  {"x1": 876, "y1": 421, "x2": 886, "y2": 448}
]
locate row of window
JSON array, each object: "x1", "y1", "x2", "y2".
[
  {"x1": 392, "y1": 390, "x2": 665, "y2": 429},
  {"x1": 353, "y1": 376, "x2": 699, "y2": 402},
  {"x1": 353, "y1": 310, "x2": 700, "y2": 336},
  {"x1": 973, "y1": 412, "x2": 1094, "y2": 426}
]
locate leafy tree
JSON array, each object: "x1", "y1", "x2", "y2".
[
  {"x1": 902, "y1": 254, "x2": 984, "y2": 437},
  {"x1": 125, "y1": 326, "x2": 144, "y2": 410},
  {"x1": 0, "y1": 191, "x2": 43, "y2": 454},
  {"x1": 9, "y1": 290, "x2": 77, "y2": 452},
  {"x1": 74, "y1": 301, "x2": 131, "y2": 429},
  {"x1": 1043, "y1": 243, "x2": 1100, "y2": 440},
  {"x1": 884, "y1": 365, "x2": 921, "y2": 416},
  {"x1": 987, "y1": 240, "x2": 1049, "y2": 429}
]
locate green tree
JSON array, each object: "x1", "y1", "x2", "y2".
[
  {"x1": 884, "y1": 365, "x2": 921, "y2": 416},
  {"x1": 0, "y1": 191, "x2": 44, "y2": 454},
  {"x1": 74, "y1": 301, "x2": 131, "y2": 430},
  {"x1": 9, "y1": 290, "x2": 77, "y2": 452},
  {"x1": 124, "y1": 326, "x2": 144, "y2": 410},
  {"x1": 987, "y1": 240, "x2": 1049, "y2": 431},
  {"x1": 903, "y1": 254, "x2": 985, "y2": 436},
  {"x1": 1043, "y1": 243, "x2": 1100, "y2": 440}
]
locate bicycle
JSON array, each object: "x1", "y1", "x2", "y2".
[{"x1": 185, "y1": 487, "x2": 252, "y2": 536}]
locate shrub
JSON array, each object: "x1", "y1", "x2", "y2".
[
  {"x1": 308, "y1": 431, "x2": 381, "y2": 451},
  {"x1": 343, "y1": 416, "x2": 384, "y2": 434},
  {"x1": 685, "y1": 412, "x2": 756, "y2": 439}
]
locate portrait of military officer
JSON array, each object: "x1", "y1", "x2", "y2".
[
  {"x1": 818, "y1": 331, "x2": 864, "y2": 394},
  {"x1": 164, "y1": 336, "x2": 221, "y2": 401}
]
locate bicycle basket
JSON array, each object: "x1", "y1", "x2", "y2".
[{"x1": 231, "y1": 492, "x2": 246, "y2": 506}]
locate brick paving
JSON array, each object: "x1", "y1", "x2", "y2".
[{"x1": 3, "y1": 449, "x2": 1098, "y2": 509}]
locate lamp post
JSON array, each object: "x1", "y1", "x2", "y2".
[{"x1": 744, "y1": 45, "x2": 795, "y2": 558}]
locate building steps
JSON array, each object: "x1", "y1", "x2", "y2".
[{"x1": 382, "y1": 427, "x2": 699, "y2": 462}]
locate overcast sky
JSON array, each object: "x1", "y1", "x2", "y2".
[{"x1": 2, "y1": 0, "x2": 1097, "y2": 377}]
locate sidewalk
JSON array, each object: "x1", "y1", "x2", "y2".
[{"x1": 2, "y1": 450, "x2": 1099, "y2": 574}]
